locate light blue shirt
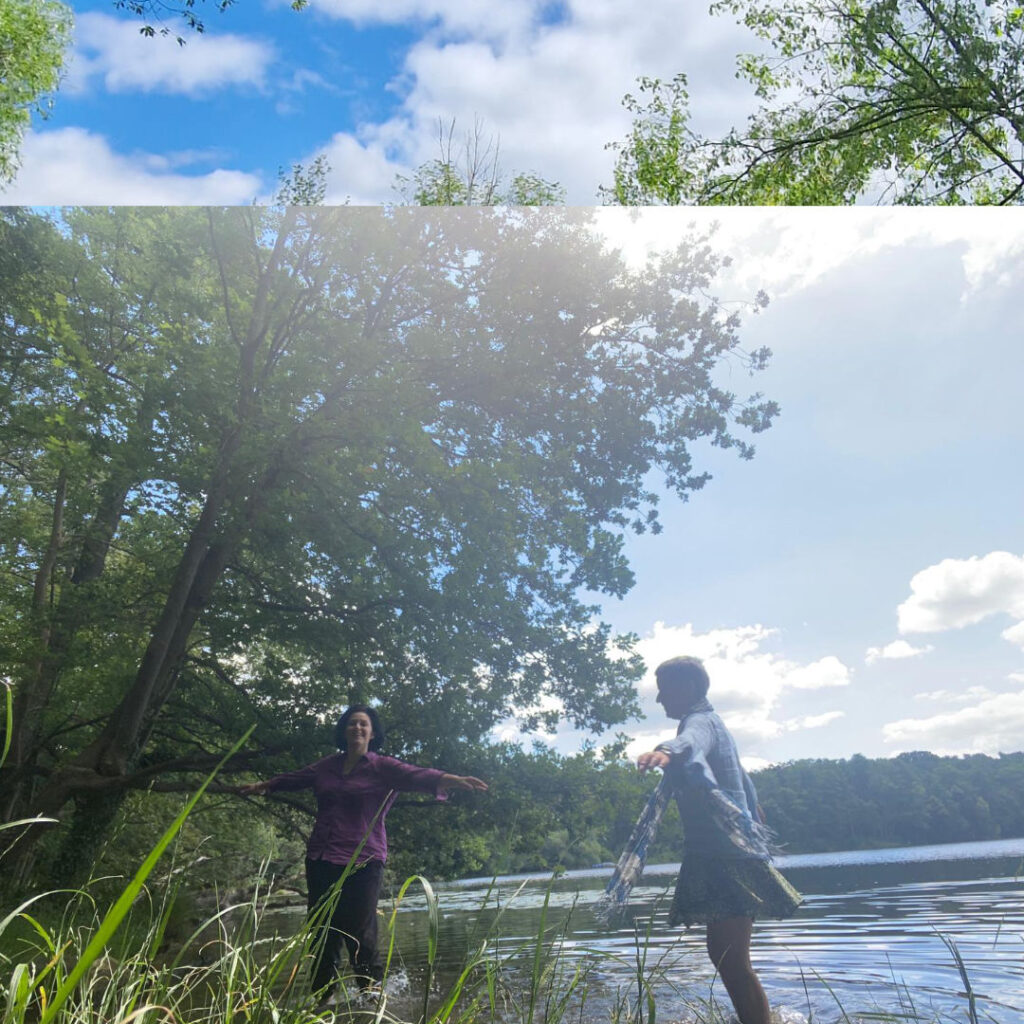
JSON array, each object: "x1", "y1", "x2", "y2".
[{"x1": 656, "y1": 699, "x2": 764, "y2": 857}]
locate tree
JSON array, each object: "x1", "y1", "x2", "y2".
[
  {"x1": 114, "y1": 0, "x2": 306, "y2": 40},
  {"x1": 275, "y1": 155, "x2": 331, "y2": 206},
  {"x1": 0, "y1": 207, "x2": 776, "y2": 885},
  {"x1": 394, "y1": 118, "x2": 566, "y2": 206},
  {"x1": 605, "y1": 0, "x2": 1024, "y2": 205},
  {"x1": 0, "y1": 0, "x2": 71, "y2": 183},
  {"x1": 275, "y1": 121, "x2": 564, "y2": 209}
]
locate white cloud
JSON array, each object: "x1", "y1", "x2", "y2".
[
  {"x1": 882, "y1": 689, "x2": 1024, "y2": 755},
  {"x1": 318, "y1": 131, "x2": 412, "y2": 204},
  {"x1": 488, "y1": 621, "x2": 851, "y2": 762},
  {"x1": 897, "y1": 551, "x2": 1024, "y2": 636},
  {"x1": 1001, "y1": 620, "x2": 1024, "y2": 650},
  {"x1": 624, "y1": 621, "x2": 851, "y2": 757},
  {"x1": 593, "y1": 209, "x2": 1024, "y2": 306},
  {"x1": 2, "y1": 129, "x2": 262, "y2": 204},
  {"x1": 289, "y1": 0, "x2": 763, "y2": 203},
  {"x1": 69, "y1": 13, "x2": 274, "y2": 96},
  {"x1": 865, "y1": 639, "x2": 934, "y2": 665},
  {"x1": 275, "y1": 69, "x2": 341, "y2": 116},
  {"x1": 786, "y1": 711, "x2": 845, "y2": 730},
  {"x1": 311, "y1": 0, "x2": 534, "y2": 39},
  {"x1": 784, "y1": 656, "x2": 851, "y2": 690},
  {"x1": 914, "y1": 686, "x2": 994, "y2": 704}
]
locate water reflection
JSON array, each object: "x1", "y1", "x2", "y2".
[{"x1": 376, "y1": 839, "x2": 1024, "y2": 1023}]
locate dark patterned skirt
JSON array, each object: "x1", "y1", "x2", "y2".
[{"x1": 668, "y1": 853, "x2": 802, "y2": 928}]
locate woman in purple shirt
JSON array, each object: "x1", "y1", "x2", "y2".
[{"x1": 238, "y1": 704, "x2": 487, "y2": 1002}]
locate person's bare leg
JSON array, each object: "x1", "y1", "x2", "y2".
[{"x1": 706, "y1": 916, "x2": 770, "y2": 1024}]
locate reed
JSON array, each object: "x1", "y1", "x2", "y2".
[
  {"x1": 0, "y1": 705, "x2": 1004, "y2": 1024},
  {"x1": 1, "y1": 858, "x2": 1005, "y2": 1024}
]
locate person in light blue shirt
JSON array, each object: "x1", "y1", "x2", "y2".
[{"x1": 638, "y1": 656, "x2": 801, "y2": 1024}]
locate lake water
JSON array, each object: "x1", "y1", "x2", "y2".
[{"x1": 371, "y1": 838, "x2": 1024, "y2": 1024}]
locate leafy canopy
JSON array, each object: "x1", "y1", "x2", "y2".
[
  {"x1": 114, "y1": 0, "x2": 306, "y2": 40},
  {"x1": 1, "y1": 208, "x2": 776, "y2": 882},
  {"x1": 605, "y1": 0, "x2": 1024, "y2": 205},
  {"x1": 0, "y1": 0, "x2": 71, "y2": 182},
  {"x1": 394, "y1": 118, "x2": 566, "y2": 206}
]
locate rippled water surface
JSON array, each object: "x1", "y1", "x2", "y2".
[{"x1": 372, "y1": 838, "x2": 1024, "y2": 1023}]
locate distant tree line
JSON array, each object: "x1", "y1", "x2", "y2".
[
  {"x1": 754, "y1": 750, "x2": 1024, "y2": 853},
  {"x1": 385, "y1": 748, "x2": 1024, "y2": 880}
]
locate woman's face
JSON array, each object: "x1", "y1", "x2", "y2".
[{"x1": 345, "y1": 712, "x2": 374, "y2": 751}]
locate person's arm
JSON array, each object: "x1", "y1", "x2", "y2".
[
  {"x1": 376, "y1": 755, "x2": 488, "y2": 796},
  {"x1": 236, "y1": 760, "x2": 320, "y2": 796},
  {"x1": 436, "y1": 773, "x2": 488, "y2": 794},
  {"x1": 237, "y1": 780, "x2": 271, "y2": 796},
  {"x1": 637, "y1": 715, "x2": 713, "y2": 774}
]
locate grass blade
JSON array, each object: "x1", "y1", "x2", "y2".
[{"x1": 38, "y1": 723, "x2": 255, "y2": 1024}]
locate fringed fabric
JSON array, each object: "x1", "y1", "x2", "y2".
[{"x1": 593, "y1": 777, "x2": 671, "y2": 926}]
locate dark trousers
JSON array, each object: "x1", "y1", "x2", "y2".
[{"x1": 306, "y1": 857, "x2": 384, "y2": 994}]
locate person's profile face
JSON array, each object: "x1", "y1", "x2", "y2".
[{"x1": 655, "y1": 679, "x2": 697, "y2": 719}]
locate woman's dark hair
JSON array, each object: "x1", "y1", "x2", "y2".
[
  {"x1": 334, "y1": 704, "x2": 385, "y2": 752},
  {"x1": 655, "y1": 656, "x2": 710, "y2": 698}
]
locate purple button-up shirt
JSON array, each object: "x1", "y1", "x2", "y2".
[{"x1": 265, "y1": 751, "x2": 446, "y2": 865}]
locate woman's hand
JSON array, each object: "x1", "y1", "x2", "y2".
[
  {"x1": 437, "y1": 774, "x2": 489, "y2": 794},
  {"x1": 637, "y1": 750, "x2": 670, "y2": 774},
  {"x1": 236, "y1": 781, "x2": 270, "y2": 796}
]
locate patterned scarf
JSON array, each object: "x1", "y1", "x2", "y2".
[{"x1": 593, "y1": 776, "x2": 671, "y2": 925}]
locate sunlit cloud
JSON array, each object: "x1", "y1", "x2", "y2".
[
  {"x1": 897, "y1": 551, "x2": 1024, "y2": 635},
  {"x1": 288, "y1": 0, "x2": 763, "y2": 203},
  {"x1": 882, "y1": 689, "x2": 1024, "y2": 755},
  {"x1": 914, "y1": 686, "x2": 994, "y2": 704},
  {"x1": 865, "y1": 639, "x2": 934, "y2": 665},
  {"x1": 626, "y1": 621, "x2": 852, "y2": 757},
  {"x1": 69, "y1": 13, "x2": 275, "y2": 96},
  {"x1": 785, "y1": 711, "x2": 845, "y2": 730},
  {"x1": 1001, "y1": 620, "x2": 1024, "y2": 650},
  {"x1": 3, "y1": 128, "x2": 262, "y2": 204}
]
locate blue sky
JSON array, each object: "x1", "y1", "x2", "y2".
[
  {"x1": 508, "y1": 210, "x2": 1024, "y2": 770},
  {"x1": 5, "y1": 0, "x2": 763, "y2": 203}
]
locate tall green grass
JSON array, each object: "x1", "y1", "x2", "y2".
[
  {"x1": 0, "y1": 692, "x2": 1007, "y2": 1024},
  {"x1": 0, "y1": 852, "x2": 1009, "y2": 1024}
]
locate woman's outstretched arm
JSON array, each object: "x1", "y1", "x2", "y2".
[{"x1": 436, "y1": 773, "x2": 488, "y2": 794}]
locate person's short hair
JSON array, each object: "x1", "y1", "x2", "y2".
[
  {"x1": 654, "y1": 656, "x2": 710, "y2": 698},
  {"x1": 334, "y1": 704, "x2": 385, "y2": 752}
]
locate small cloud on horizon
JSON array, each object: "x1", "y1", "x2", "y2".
[
  {"x1": 866, "y1": 639, "x2": 934, "y2": 664},
  {"x1": 882, "y1": 688, "x2": 1024, "y2": 755}
]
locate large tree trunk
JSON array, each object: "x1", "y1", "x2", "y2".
[
  {"x1": 2, "y1": 474, "x2": 132, "y2": 821},
  {"x1": 3, "y1": 211, "x2": 305, "y2": 884},
  {"x1": 3, "y1": 467, "x2": 68, "y2": 822},
  {"x1": 79, "y1": 479, "x2": 237, "y2": 779},
  {"x1": 4, "y1": 535, "x2": 237, "y2": 882}
]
